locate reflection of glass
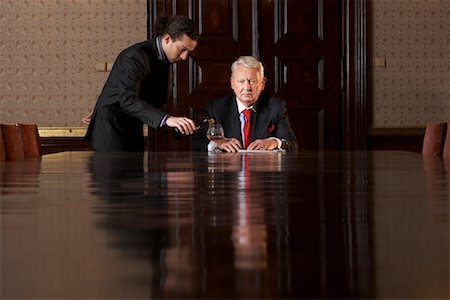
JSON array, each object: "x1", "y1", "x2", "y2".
[{"x1": 206, "y1": 124, "x2": 224, "y2": 141}]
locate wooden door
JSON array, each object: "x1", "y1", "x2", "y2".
[
  {"x1": 259, "y1": 0, "x2": 341, "y2": 150},
  {"x1": 147, "y1": 0, "x2": 362, "y2": 151}
]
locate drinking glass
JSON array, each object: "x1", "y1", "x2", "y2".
[{"x1": 206, "y1": 124, "x2": 224, "y2": 141}]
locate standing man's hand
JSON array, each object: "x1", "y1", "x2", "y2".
[
  {"x1": 165, "y1": 116, "x2": 197, "y2": 135},
  {"x1": 81, "y1": 111, "x2": 93, "y2": 125}
]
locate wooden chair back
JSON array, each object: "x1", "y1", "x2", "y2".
[
  {"x1": 422, "y1": 122, "x2": 447, "y2": 156},
  {"x1": 0, "y1": 124, "x2": 25, "y2": 160},
  {"x1": 19, "y1": 123, "x2": 42, "y2": 158},
  {"x1": 443, "y1": 124, "x2": 450, "y2": 159},
  {"x1": 0, "y1": 126, "x2": 6, "y2": 161},
  {"x1": 0, "y1": 123, "x2": 42, "y2": 160}
]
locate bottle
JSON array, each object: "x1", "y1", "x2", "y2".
[{"x1": 173, "y1": 118, "x2": 215, "y2": 140}]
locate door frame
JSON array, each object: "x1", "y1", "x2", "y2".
[{"x1": 341, "y1": 0, "x2": 367, "y2": 150}]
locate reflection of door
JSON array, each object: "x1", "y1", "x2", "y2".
[{"x1": 147, "y1": 0, "x2": 366, "y2": 151}]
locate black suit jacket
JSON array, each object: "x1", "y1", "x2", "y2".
[
  {"x1": 85, "y1": 38, "x2": 169, "y2": 151},
  {"x1": 193, "y1": 93, "x2": 298, "y2": 152}
]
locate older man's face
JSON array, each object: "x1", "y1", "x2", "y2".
[{"x1": 230, "y1": 65, "x2": 266, "y2": 107}]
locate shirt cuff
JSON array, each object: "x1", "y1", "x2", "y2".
[
  {"x1": 207, "y1": 141, "x2": 218, "y2": 152},
  {"x1": 160, "y1": 114, "x2": 170, "y2": 127},
  {"x1": 268, "y1": 137, "x2": 282, "y2": 149}
]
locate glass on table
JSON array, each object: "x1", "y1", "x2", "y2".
[{"x1": 206, "y1": 124, "x2": 224, "y2": 142}]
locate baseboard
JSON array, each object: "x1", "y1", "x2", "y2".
[{"x1": 367, "y1": 127, "x2": 425, "y2": 152}]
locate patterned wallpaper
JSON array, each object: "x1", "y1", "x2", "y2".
[
  {"x1": 0, "y1": 0, "x2": 448, "y2": 131},
  {"x1": 369, "y1": 0, "x2": 450, "y2": 127},
  {"x1": 0, "y1": 0, "x2": 147, "y2": 128}
]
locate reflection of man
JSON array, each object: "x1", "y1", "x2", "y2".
[
  {"x1": 89, "y1": 152, "x2": 147, "y2": 199},
  {"x1": 89, "y1": 152, "x2": 200, "y2": 297},
  {"x1": 206, "y1": 152, "x2": 281, "y2": 271},
  {"x1": 232, "y1": 166, "x2": 268, "y2": 271},
  {"x1": 193, "y1": 56, "x2": 298, "y2": 153}
]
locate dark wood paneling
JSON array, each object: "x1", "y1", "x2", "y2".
[
  {"x1": 146, "y1": 0, "x2": 367, "y2": 151},
  {"x1": 260, "y1": 0, "x2": 341, "y2": 150},
  {"x1": 40, "y1": 137, "x2": 94, "y2": 154}
]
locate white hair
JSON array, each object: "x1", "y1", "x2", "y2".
[{"x1": 231, "y1": 56, "x2": 264, "y2": 78}]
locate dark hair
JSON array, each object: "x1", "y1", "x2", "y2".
[{"x1": 152, "y1": 15, "x2": 199, "y2": 41}]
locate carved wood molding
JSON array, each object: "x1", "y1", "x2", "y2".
[{"x1": 342, "y1": 0, "x2": 367, "y2": 150}]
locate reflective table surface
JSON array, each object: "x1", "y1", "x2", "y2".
[{"x1": 1, "y1": 151, "x2": 448, "y2": 299}]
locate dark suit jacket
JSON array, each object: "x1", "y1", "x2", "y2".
[
  {"x1": 193, "y1": 93, "x2": 298, "y2": 152},
  {"x1": 85, "y1": 38, "x2": 169, "y2": 151}
]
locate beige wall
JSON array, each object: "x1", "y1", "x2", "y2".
[
  {"x1": 0, "y1": 0, "x2": 146, "y2": 132},
  {"x1": 1, "y1": 0, "x2": 448, "y2": 134},
  {"x1": 369, "y1": 0, "x2": 450, "y2": 127}
]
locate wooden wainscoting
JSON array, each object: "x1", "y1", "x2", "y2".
[
  {"x1": 40, "y1": 137, "x2": 93, "y2": 154},
  {"x1": 38, "y1": 127, "x2": 151, "y2": 154},
  {"x1": 38, "y1": 126, "x2": 425, "y2": 154},
  {"x1": 39, "y1": 127, "x2": 91, "y2": 154},
  {"x1": 367, "y1": 127, "x2": 425, "y2": 153}
]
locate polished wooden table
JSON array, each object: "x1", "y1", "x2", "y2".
[{"x1": 1, "y1": 151, "x2": 448, "y2": 299}]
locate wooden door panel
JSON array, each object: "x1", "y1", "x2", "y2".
[
  {"x1": 288, "y1": 108, "x2": 325, "y2": 151},
  {"x1": 274, "y1": 0, "x2": 322, "y2": 41},
  {"x1": 261, "y1": 0, "x2": 341, "y2": 150},
  {"x1": 273, "y1": 57, "x2": 324, "y2": 94},
  {"x1": 189, "y1": 61, "x2": 231, "y2": 97}
]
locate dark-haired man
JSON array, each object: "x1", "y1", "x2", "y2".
[{"x1": 85, "y1": 15, "x2": 199, "y2": 151}]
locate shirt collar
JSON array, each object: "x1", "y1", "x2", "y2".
[
  {"x1": 235, "y1": 97, "x2": 256, "y2": 114},
  {"x1": 155, "y1": 37, "x2": 169, "y2": 63}
]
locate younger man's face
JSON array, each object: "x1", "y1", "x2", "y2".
[{"x1": 162, "y1": 34, "x2": 197, "y2": 63}]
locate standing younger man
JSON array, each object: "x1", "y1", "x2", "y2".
[{"x1": 85, "y1": 15, "x2": 199, "y2": 151}]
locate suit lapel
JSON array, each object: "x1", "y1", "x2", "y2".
[
  {"x1": 224, "y1": 97, "x2": 242, "y2": 140},
  {"x1": 252, "y1": 96, "x2": 271, "y2": 139},
  {"x1": 218, "y1": 94, "x2": 271, "y2": 142}
]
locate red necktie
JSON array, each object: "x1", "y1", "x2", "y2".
[{"x1": 243, "y1": 109, "x2": 253, "y2": 149}]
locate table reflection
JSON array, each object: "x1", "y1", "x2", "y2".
[
  {"x1": 1, "y1": 157, "x2": 41, "y2": 195},
  {"x1": 0, "y1": 151, "x2": 448, "y2": 299}
]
